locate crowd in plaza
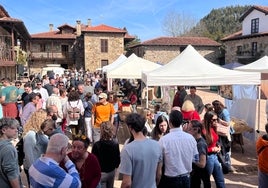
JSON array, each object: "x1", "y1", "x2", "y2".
[{"x1": 0, "y1": 68, "x2": 267, "y2": 188}]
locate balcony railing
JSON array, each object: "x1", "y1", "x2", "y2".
[{"x1": 30, "y1": 52, "x2": 74, "y2": 60}]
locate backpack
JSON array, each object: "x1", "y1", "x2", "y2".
[{"x1": 68, "y1": 101, "x2": 81, "y2": 121}]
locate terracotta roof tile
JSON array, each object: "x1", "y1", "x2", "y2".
[
  {"x1": 31, "y1": 31, "x2": 76, "y2": 39},
  {"x1": 0, "y1": 16, "x2": 22, "y2": 22},
  {"x1": 82, "y1": 24, "x2": 126, "y2": 33},
  {"x1": 138, "y1": 37, "x2": 220, "y2": 46},
  {"x1": 239, "y1": 5, "x2": 268, "y2": 22},
  {"x1": 57, "y1": 24, "x2": 76, "y2": 30},
  {"x1": 221, "y1": 30, "x2": 268, "y2": 41}
]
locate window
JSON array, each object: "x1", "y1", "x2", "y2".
[
  {"x1": 252, "y1": 42, "x2": 257, "y2": 56},
  {"x1": 101, "y1": 39, "x2": 108, "y2": 53},
  {"x1": 40, "y1": 44, "x2": 46, "y2": 52},
  {"x1": 101, "y1": 60, "x2": 108, "y2": 67},
  {"x1": 180, "y1": 47, "x2": 186, "y2": 53},
  {"x1": 236, "y1": 46, "x2": 242, "y2": 55},
  {"x1": 251, "y1": 18, "x2": 259, "y2": 34}
]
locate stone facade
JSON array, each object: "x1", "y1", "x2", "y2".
[
  {"x1": 83, "y1": 33, "x2": 125, "y2": 72},
  {"x1": 223, "y1": 36, "x2": 268, "y2": 64},
  {"x1": 131, "y1": 45, "x2": 221, "y2": 65}
]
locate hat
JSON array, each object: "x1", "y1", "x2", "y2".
[
  {"x1": 99, "y1": 92, "x2": 107, "y2": 99},
  {"x1": 49, "y1": 76, "x2": 55, "y2": 80}
]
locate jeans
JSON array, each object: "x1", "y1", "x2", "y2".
[
  {"x1": 93, "y1": 127, "x2": 101, "y2": 143},
  {"x1": 85, "y1": 117, "x2": 92, "y2": 142},
  {"x1": 258, "y1": 170, "x2": 268, "y2": 188},
  {"x1": 206, "y1": 154, "x2": 225, "y2": 188},
  {"x1": 161, "y1": 174, "x2": 190, "y2": 188},
  {"x1": 100, "y1": 170, "x2": 116, "y2": 188}
]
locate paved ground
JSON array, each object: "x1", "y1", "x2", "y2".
[{"x1": 21, "y1": 88, "x2": 264, "y2": 188}]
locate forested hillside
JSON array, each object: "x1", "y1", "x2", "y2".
[{"x1": 188, "y1": 5, "x2": 251, "y2": 41}]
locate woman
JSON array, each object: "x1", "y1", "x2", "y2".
[
  {"x1": 181, "y1": 100, "x2": 201, "y2": 132},
  {"x1": 63, "y1": 90, "x2": 84, "y2": 136},
  {"x1": 22, "y1": 109, "x2": 49, "y2": 186},
  {"x1": 92, "y1": 121, "x2": 120, "y2": 188},
  {"x1": 188, "y1": 120, "x2": 211, "y2": 188},
  {"x1": 128, "y1": 88, "x2": 138, "y2": 113},
  {"x1": 59, "y1": 88, "x2": 68, "y2": 132},
  {"x1": 0, "y1": 117, "x2": 22, "y2": 188},
  {"x1": 212, "y1": 100, "x2": 233, "y2": 172},
  {"x1": 143, "y1": 108, "x2": 154, "y2": 136},
  {"x1": 83, "y1": 92, "x2": 93, "y2": 142},
  {"x1": 68, "y1": 134, "x2": 101, "y2": 188},
  {"x1": 108, "y1": 92, "x2": 122, "y2": 136},
  {"x1": 181, "y1": 100, "x2": 201, "y2": 121},
  {"x1": 203, "y1": 111, "x2": 225, "y2": 188},
  {"x1": 151, "y1": 114, "x2": 169, "y2": 141}
]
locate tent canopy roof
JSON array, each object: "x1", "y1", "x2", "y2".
[
  {"x1": 107, "y1": 53, "x2": 161, "y2": 79},
  {"x1": 102, "y1": 54, "x2": 127, "y2": 72},
  {"x1": 142, "y1": 45, "x2": 260, "y2": 86},
  {"x1": 235, "y1": 56, "x2": 268, "y2": 73}
]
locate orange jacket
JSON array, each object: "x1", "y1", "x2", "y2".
[{"x1": 256, "y1": 135, "x2": 268, "y2": 174}]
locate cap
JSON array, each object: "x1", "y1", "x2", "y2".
[
  {"x1": 99, "y1": 92, "x2": 107, "y2": 99},
  {"x1": 49, "y1": 76, "x2": 55, "y2": 80}
]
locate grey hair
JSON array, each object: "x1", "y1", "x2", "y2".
[
  {"x1": 0, "y1": 118, "x2": 19, "y2": 136},
  {"x1": 46, "y1": 133, "x2": 69, "y2": 154}
]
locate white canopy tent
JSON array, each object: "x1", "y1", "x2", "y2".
[
  {"x1": 107, "y1": 53, "x2": 162, "y2": 79},
  {"x1": 142, "y1": 45, "x2": 260, "y2": 86},
  {"x1": 234, "y1": 56, "x2": 268, "y2": 73},
  {"x1": 142, "y1": 45, "x2": 261, "y2": 141},
  {"x1": 234, "y1": 55, "x2": 268, "y2": 133},
  {"x1": 102, "y1": 54, "x2": 127, "y2": 72}
]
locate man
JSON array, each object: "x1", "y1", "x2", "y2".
[
  {"x1": 21, "y1": 82, "x2": 33, "y2": 108},
  {"x1": 0, "y1": 78, "x2": 19, "y2": 118},
  {"x1": 77, "y1": 83, "x2": 85, "y2": 101},
  {"x1": 172, "y1": 86, "x2": 187, "y2": 108},
  {"x1": 91, "y1": 87, "x2": 103, "y2": 104},
  {"x1": 46, "y1": 87, "x2": 63, "y2": 126},
  {"x1": 256, "y1": 123, "x2": 268, "y2": 188},
  {"x1": 29, "y1": 133, "x2": 81, "y2": 188},
  {"x1": 84, "y1": 78, "x2": 94, "y2": 95},
  {"x1": 44, "y1": 76, "x2": 56, "y2": 96},
  {"x1": 20, "y1": 93, "x2": 39, "y2": 126},
  {"x1": 0, "y1": 117, "x2": 22, "y2": 188},
  {"x1": 159, "y1": 110, "x2": 199, "y2": 188},
  {"x1": 184, "y1": 86, "x2": 204, "y2": 114},
  {"x1": 91, "y1": 92, "x2": 115, "y2": 143},
  {"x1": 120, "y1": 113, "x2": 162, "y2": 188},
  {"x1": 33, "y1": 79, "x2": 49, "y2": 109}
]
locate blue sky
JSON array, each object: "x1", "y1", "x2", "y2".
[{"x1": 1, "y1": 0, "x2": 268, "y2": 41}]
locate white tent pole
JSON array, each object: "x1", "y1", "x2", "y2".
[
  {"x1": 257, "y1": 85, "x2": 261, "y2": 131},
  {"x1": 146, "y1": 85, "x2": 149, "y2": 109}
]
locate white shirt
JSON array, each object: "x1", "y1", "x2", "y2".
[{"x1": 159, "y1": 127, "x2": 198, "y2": 177}]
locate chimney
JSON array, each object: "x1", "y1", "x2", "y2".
[
  {"x1": 87, "y1": 19, "x2": 92, "y2": 27},
  {"x1": 76, "y1": 20, "x2": 81, "y2": 36},
  {"x1": 49, "y1": 24, "x2": 54, "y2": 31}
]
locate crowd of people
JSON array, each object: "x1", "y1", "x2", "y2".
[{"x1": 0, "y1": 69, "x2": 267, "y2": 188}]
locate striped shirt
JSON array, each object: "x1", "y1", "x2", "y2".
[{"x1": 29, "y1": 156, "x2": 81, "y2": 188}]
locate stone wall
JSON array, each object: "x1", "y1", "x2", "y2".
[
  {"x1": 132, "y1": 45, "x2": 221, "y2": 64},
  {"x1": 224, "y1": 36, "x2": 268, "y2": 64},
  {"x1": 84, "y1": 33, "x2": 125, "y2": 72}
]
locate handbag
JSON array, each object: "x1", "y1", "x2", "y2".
[
  {"x1": 216, "y1": 123, "x2": 229, "y2": 137},
  {"x1": 217, "y1": 152, "x2": 229, "y2": 174}
]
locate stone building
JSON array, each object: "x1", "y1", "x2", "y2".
[
  {"x1": 0, "y1": 5, "x2": 30, "y2": 81},
  {"x1": 29, "y1": 24, "x2": 77, "y2": 74},
  {"x1": 222, "y1": 5, "x2": 268, "y2": 64},
  {"x1": 29, "y1": 19, "x2": 134, "y2": 74},
  {"x1": 128, "y1": 36, "x2": 221, "y2": 65},
  {"x1": 75, "y1": 20, "x2": 134, "y2": 72}
]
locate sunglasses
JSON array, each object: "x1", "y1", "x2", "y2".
[
  {"x1": 212, "y1": 118, "x2": 218, "y2": 122},
  {"x1": 15, "y1": 85, "x2": 20, "y2": 86},
  {"x1": 37, "y1": 83, "x2": 42, "y2": 85}
]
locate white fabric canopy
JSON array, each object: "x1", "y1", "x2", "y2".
[
  {"x1": 142, "y1": 45, "x2": 260, "y2": 86},
  {"x1": 234, "y1": 56, "x2": 268, "y2": 73},
  {"x1": 102, "y1": 54, "x2": 127, "y2": 72},
  {"x1": 107, "y1": 53, "x2": 161, "y2": 79}
]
